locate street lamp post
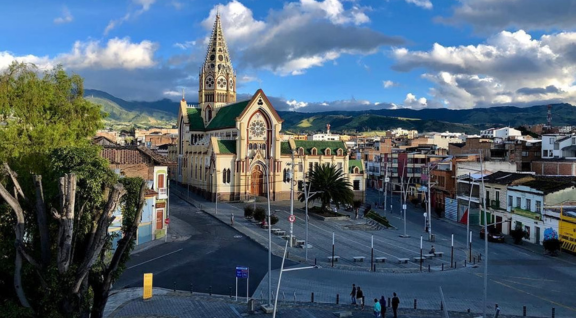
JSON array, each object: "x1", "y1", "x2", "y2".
[
  {"x1": 400, "y1": 174, "x2": 412, "y2": 238},
  {"x1": 288, "y1": 151, "x2": 295, "y2": 247},
  {"x1": 265, "y1": 160, "x2": 272, "y2": 307}
]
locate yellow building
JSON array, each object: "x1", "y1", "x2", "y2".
[{"x1": 175, "y1": 14, "x2": 365, "y2": 202}]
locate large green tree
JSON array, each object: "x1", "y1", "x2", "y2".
[
  {"x1": 0, "y1": 63, "x2": 144, "y2": 318},
  {"x1": 0, "y1": 62, "x2": 103, "y2": 173},
  {"x1": 298, "y1": 164, "x2": 354, "y2": 210}
]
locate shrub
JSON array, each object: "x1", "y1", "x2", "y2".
[
  {"x1": 366, "y1": 211, "x2": 391, "y2": 228},
  {"x1": 270, "y1": 215, "x2": 279, "y2": 225},
  {"x1": 510, "y1": 229, "x2": 525, "y2": 244},
  {"x1": 244, "y1": 205, "x2": 254, "y2": 218},
  {"x1": 543, "y1": 238, "x2": 561, "y2": 255},
  {"x1": 411, "y1": 198, "x2": 420, "y2": 205},
  {"x1": 254, "y1": 206, "x2": 266, "y2": 222}
]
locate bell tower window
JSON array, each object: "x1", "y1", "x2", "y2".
[{"x1": 206, "y1": 106, "x2": 213, "y2": 121}]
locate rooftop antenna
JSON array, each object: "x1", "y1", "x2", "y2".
[{"x1": 547, "y1": 105, "x2": 552, "y2": 130}]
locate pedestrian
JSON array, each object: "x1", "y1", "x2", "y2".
[
  {"x1": 354, "y1": 208, "x2": 359, "y2": 220},
  {"x1": 494, "y1": 303, "x2": 500, "y2": 318},
  {"x1": 429, "y1": 245, "x2": 435, "y2": 254},
  {"x1": 373, "y1": 298, "x2": 381, "y2": 317},
  {"x1": 356, "y1": 287, "x2": 365, "y2": 310},
  {"x1": 392, "y1": 292, "x2": 400, "y2": 318},
  {"x1": 350, "y1": 284, "x2": 357, "y2": 305},
  {"x1": 380, "y1": 296, "x2": 387, "y2": 317}
]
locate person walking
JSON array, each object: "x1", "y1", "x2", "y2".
[
  {"x1": 373, "y1": 298, "x2": 381, "y2": 317},
  {"x1": 356, "y1": 287, "x2": 365, "y2": 310},
  {"x1": 350, "y1": 284, "x2": 357, "y2": 305},
  {"x1": 380, "y1": 296, "x2": 387, "y2": 317},
  {"x1": 494, "y1": 303, "x2": 501, "y2": 318},
  {"x1": 392, "y1": 292, "x2": 400, "y2": 318}
]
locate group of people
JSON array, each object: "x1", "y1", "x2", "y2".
[{"x1": 350, "y1": 284, "x2": 400, "y2": 318}]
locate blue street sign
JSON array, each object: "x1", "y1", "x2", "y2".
[{"x1": 235, "y1": 266, "x2": 249, "y2": 278}]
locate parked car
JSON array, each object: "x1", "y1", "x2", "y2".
[{"x1": 480, "y1": 227, "x2": 505, "y2": 243}]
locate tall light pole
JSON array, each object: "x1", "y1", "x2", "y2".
[
  {"x1": 479, "y1": 152, "x2": 488, "y2": 318},
  {"x1": 289, "y1": 151, "x2": 295, "y2": 247},
  {"x1": 264, "y1": 160, "x2": 273, "y2": 307}
]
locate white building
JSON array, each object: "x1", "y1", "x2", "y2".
[
  {"x1": 541, "y1": 134, "x2": 576, "y2": 159},
  {"x1": 506, "y1": 176, "x2": 576, "y2": 245},
  {"x1": 480, "y1": 127, "x2": 521, "y2": 139}
]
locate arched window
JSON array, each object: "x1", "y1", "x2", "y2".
[
  {"x1": 325, "y1": 148, "x2": 331, "y2": 156},
  {"x1": 337, "y1": 148, "x2": 343, "y2": 156},
  {"x1": 298, "y1": 147, "x2": 304, "y2": 156},
  {"x1": 311, "y1": 147, "x2": 317, "y2": 156},
  {"x1": 222, "y1": 170, "x2": 226, "y2": 183},
  {"x1": 227, "y1": 169, "x2": 231, "y2": 183},
  {"x1": 353, "y1": 167, "x2": 360, "y2": 174},
  {"x1": 207, "y1": 107, "x2": 213, "y2": 121},
  {"x1": 283, "y1": 168, "x2": 287, "y2": 183},
  {"x1": 249, "y1": 143, "x2": 253, "y2": 150}
]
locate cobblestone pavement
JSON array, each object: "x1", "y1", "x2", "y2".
[{"x1": 107, "y1": 289, "x2": 546, "y2": 318}]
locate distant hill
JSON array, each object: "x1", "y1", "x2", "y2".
[
  {"x1": 84, "y1": 89, "x2": 178, "y2": 129},
  {"x1": 84, "y1": 89, "x2": 575, "y2": 133}
]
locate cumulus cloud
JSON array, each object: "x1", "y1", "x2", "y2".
[
  {"x1": 105, "y1": 0, "x2": 156, "y2": 35},
  {"x1": 54, "y1": 6, "x2": 73, "y2": 24},
  {"x1": 0, "y1": 38, "x2": 157, "y2": 71},
  {"x1": 405, "y1": 0, "x2": 432, "y2": 10},
  {"x1": 391, "y1": 30, "x2": 576, "y2": 108},
  {"x1": 403, "y1": 93, "x2": 427, "y2": 108},
  {"x1": 201, "y1": 0, "x2": 402, "y2": 76},
  {"x1": 267, "y1": 96, "x2": 396, "y2": 112},
  {"x1": 438, "y1": 0, "x2": 576, "y2": 32}
]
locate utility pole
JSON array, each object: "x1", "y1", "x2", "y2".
[{"x1": 480, "y1": 151, "x2": 488, "y2": 318}]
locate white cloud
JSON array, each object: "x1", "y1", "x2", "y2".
[
  {"x1": 199, "y1": 0, "x2": 400, "y2": 76},
  {"x1": 403, "y1": 93, "x2": 427, "y2": 108},
  {"x1": 104, "y1": 0, "x2": 157, "y2": 35},
  {"x1": 174, "y1": 41, "x2": 196, "y2": 50},
  {"x1": 391, "y1": 30, "x2": 576, "y2": 108},
  {"x1": 405, "y1": 0, "x2": 432, "y2": 9},
  {"x1": 286, "y1": 99, "x2": 309, "y2": 110},
  {"x1": 239, "y1": 75, "x2": 259, "y2": 83},
  {"x1": 438, "y1": 0, "x2": 576, "y2": 32},
  {"x1": 383, "y1": 80, "x2": 398, "y2": 88},
  {"x1": 201, "y1": 0, "x2": 266, "y2": 47},
  {"x1": 54, "y1": 6, "x2": 73, "y2": 24},
  {"x1": 0, "y1": 38, "x2": 157, "y2": 71}
]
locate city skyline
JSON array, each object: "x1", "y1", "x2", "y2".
[{"x1": 1, "y1": 0, "x2": 576, "y2": 111}]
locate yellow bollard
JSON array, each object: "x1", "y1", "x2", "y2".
[{"x1": 143, "y1": 273, "x2": 153, "y2": 300}]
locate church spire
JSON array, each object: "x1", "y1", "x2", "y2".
[{"x1": 198, "y1": 12, "x2": 237, "y2": 125}]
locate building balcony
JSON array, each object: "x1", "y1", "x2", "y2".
[
  {"x1": 490, "y1": 200, "x2": 502, "y2": 210},
  {"x1": 510, "y1": 207, "x2": 541, "y2": 220},
  {"x1": 158, "y1": 187, "x2": 168, "y2": 199}
]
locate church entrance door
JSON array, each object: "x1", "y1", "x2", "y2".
[{"x1": 251, "y1": 166, "x2": 264, "y2": 196}]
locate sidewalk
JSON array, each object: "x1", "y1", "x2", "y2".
[{"x1": 106, "y1": 287, "x2": 540, "y2": 318}]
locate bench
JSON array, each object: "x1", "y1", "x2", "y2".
[
  {"x1": 261, "y1": 224, "x2": 269, "y2": 229},
  {"x1": 397, "y1": 258, "x2": 409, "y2": 264},
  {"x1": 295, "y1": 240, "x2": 306, "y2": 247},
  {"x1": 327, "y1": 256, "x2": 340, "y2": 262},
  {"x1": 413, "y1": 256, "x2": 425, "y2": 262},
  {"x1": 375, "y1": 257, "x2": 387, "y2": 263},
  {"x1": 352, "y1": 256, "x2": 365, "y2": 262},
  {"x1": 271, "y1": 228, "x2": 282, "y2": 233},
  {"x1": 274, "y1": 230, "x2": 286, "y2": 236},
  {"x1": 423, "y1": 254, "x2": 435, "y2": 258},
  {"x1": 434, "y1": 252, "x2": 444, "y2": 258}
]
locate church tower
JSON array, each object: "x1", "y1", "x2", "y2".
[{"x1": 199, "y1": 13, "x2": 236, "y2": 125}]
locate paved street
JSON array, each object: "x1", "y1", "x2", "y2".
[
  {"x1": 167, "y1": 184, "x2": 576, "y2": 318},
  {"x1": 115, "y1": 194, "x2": 295, "y2": 297}
]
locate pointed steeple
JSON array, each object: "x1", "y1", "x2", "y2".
[
  {"x1": 198, "y1": 12, "x2": 237, "y2": 125},
  {"x1": 203, "y1": 13, "x2": 233, "y2": 75}
]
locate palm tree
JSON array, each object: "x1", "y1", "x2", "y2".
[{"x1": 299, "y1": 164, "x2": 354, "y2": 211}]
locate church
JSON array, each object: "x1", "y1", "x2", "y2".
[{"x1": 175, "y1": 14, "x2": 365, "y2": 202}]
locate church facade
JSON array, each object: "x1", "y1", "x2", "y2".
[{"x1": 175, "y1": 14, "x2": 365, "y2": 202}]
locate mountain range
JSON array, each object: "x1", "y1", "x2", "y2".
[{"x1": 85, "y1": 89, "x2": 575, "y2": 134}]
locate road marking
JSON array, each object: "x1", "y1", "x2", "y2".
[
  {"x1": 229, "y1": 304, "x2": 243, "y2": 317},
  {"x1": 490, "y1": 278, "x2": 576, "y2": 312},
  {"x1": 127, "y1": 248, "x2": 183, "y2": 270}
]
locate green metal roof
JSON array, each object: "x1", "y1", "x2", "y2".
[
  {"x1": 217, "y1": 140, "x2": 236, "y2": 154},
  {"x1": 349, "y1": 159, "x2": 363, "y2": 173},
  {"x1": 282, "y1": 140, "x2": 346, "y2": 155},
  {"x1": 206, "y1": 100, "x2": 250, "y2": 130},
  {"x1": 186, "y1": 108, "x2": 204, "y2": 131}
]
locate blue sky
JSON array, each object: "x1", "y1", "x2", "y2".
[{"x1": 1, "y1": 0, "x2": 576, "y2": 112}]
